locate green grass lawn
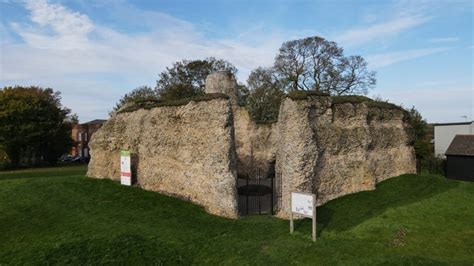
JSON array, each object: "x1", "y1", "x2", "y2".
[{"x1": 1, "y1": 166, "x2": 473, "y2": 265}]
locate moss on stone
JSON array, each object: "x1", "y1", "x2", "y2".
[
  {"x1": 118, "y1": 93, "x2": 230, "y2": 114},
  {"x1": 366, "y1": 101, "x2": 403, "y2": 110},
  {"x1": 286, "y1": 90, "x2": 330, "y2": 100},
  {"x1": 331, "y1": 95, "x2": 372, "y2": 104},
  {"x1": 331, "y1": 95, "x2": 404, "y2": 111}
]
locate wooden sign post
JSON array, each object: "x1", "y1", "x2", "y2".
[
  {"x1": 290, "y1": 192, "x2": 316, "y2": 242},
  {"x1": 120, "y1": 150, "x2": 132, "y2": 186}
]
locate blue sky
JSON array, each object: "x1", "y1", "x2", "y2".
[{"x1": 0, "y1": 0, "x2": 472, "y2": 123}]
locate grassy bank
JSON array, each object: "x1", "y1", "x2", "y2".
[{"x1": 1, "y1": 166, "x2": 473, "y2": 265}]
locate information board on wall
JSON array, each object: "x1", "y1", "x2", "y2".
[{"x1": 120, "y1": 150, "x2": 131, "y2": 186}]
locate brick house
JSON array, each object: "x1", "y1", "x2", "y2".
[{"x1": 71, "y1": 119, "x2": 107, "y2": 160}]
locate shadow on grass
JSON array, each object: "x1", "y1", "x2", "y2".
[
  {"x1": 0, "y1": 165, "x2": 87, "y2": 181},
  {"x1": 293, "y1": 174, "x2": 458, "y2": 235},
  {"x1": 40, "y1": 234, "x2": 190, "y2": 265}
]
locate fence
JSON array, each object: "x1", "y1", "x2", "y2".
[
  {"x1": 416, "y1": 157, "x2": 446, "y2": 176},
  {"x1": 237, "y1": 169, "x2": 281, "y2": 216}
]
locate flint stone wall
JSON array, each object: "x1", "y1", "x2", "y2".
[
  {"x1": 232, "y1": 106, "x2": 277, "y2": 176},
  {"x1": 206, "y1": 72, "x2": 277, "y2": 177},
  {"x1": 205, "y1": 72, "x2": 239, "y2": 105},
  {"x1": 87, "y1": 98, "x2": 238, "y2": 218},
  {"x1": 275, "y1": 96, "x2": 416, "y2": 218},
  {"x1": 88, "y1": 72, "x2": 416, "y2": 220}
]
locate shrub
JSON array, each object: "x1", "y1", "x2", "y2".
[{"x1": 417, "y1": 155, "x2": 446, "y2": 176}]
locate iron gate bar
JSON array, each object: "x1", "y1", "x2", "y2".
[{"x1": 237, "y1": 169, "x2": 281, "y2": 216}]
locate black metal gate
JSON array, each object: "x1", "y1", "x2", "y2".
[{"x1": 237, "y1": 170, "x2": 281, "y2": 215}]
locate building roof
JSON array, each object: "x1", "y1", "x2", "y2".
[
  {"x1": 83, "y1": 119, "x2": 107, "y2": 125},
  {"x1": 433, "y1": 121, "x2": 473, "y2": 127},
  {"x1": 445, "y1": 135, "x2": 474, "y2": 156}
]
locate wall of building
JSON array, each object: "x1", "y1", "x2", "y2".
[
  {"x1": 446, "y1": 155, "x2": 474, "y2": 181},
  {"x1": 71, "y1": 122, "x2": 105, "y2": 158},
  {"x1": 434, "y1": 123, "x2": 474, "y2": 157},
  {"x1": 87, "y1": 97, "x2": 238, "y2": 218}
]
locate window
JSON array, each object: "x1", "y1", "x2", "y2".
[
  {"x1": 84, "y1": 132, "x2": 88, "y2": 141},
  {"x1": 78, "y1": 132, "x2": 82, "y2": 141}
]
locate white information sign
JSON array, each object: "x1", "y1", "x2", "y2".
[
  {"x1": 290, "y1": 191, "x2": 317, "y2": 242},
  {"x1": 120, "y1": 150, "x2": 132, "y2": 186},
  {"x1": 291, "y1": 192, "x2": 314, "y2": 217}
]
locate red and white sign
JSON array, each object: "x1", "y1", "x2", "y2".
[{"x1": 120, "y1": 150, "x2": 131, "y2": 186}]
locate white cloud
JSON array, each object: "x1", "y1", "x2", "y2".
[
  {"x1": 13, "y1": 0, "x2": 94, "y2": 50},
  {"x1": 1, "y1": 0, "x2": 299, "y2": 121},
  {"x1": 366, "y1": 47, "x2": 450, "y2": 68},
  {"x1": 0, "y1": 0, "x2": 468, "y2": 124},
  {"x1": 335, "y1": 15, "x2": 429, "y2": 47},
  {"x1": 2, "y1": 0, "x2": 293, "y2": 79},
  {"x1": 429, "y1": 37, "x2": 459, "y2": 43},
  {"x1": 25, "y1": 0, "x2": 93, "y2": 35}
]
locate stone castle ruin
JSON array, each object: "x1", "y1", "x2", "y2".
[{"x1": 87, "y1": 71, "x2": 416, "y2": 219}]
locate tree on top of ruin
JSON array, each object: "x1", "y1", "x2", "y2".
[
  {"x1": 273, "y1": 36, "x2": 376, "y2": 95},
  {"x1": 111, "y1": 58, "x2": 239, "y2": 115},
  {"x1": 245, "y1": 36, "x2": 376, "y2": 122},
  {"x1": 156, "y1": 57, "x2": 237, "y2": 101},
  {"x1": 246, "y1": 67, "x2": 285, "y2": 123},
  {"x1": 111, "y1": 86, "x2": 158, "y2": 115}
]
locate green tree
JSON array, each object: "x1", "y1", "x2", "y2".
[
  {"x1": 274, "y1": 36, "x2": 376, "y2": 95},
  {"x1": 408, "y1": 106, "x2": 432, "y2": 161},
  {"x1": 111, "y1": 86, "x2": 158, "y2": 115},
  {"x1": 157, "y1": 83, "x2": 197, "y2": 102},
  {"x1": 0, "y1": 86, "x2": 74, "y2": 167},
  {"x1": 246, "y1": 67, "x2": 285, "y2": 122},
  {"x1": 156, "y1": 57, "x2": 237, "y2": 101},
  {"x1": 236, "y1": 83, "x2": 250, "y2": 107}
]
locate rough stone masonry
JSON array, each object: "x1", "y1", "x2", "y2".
[
  {"x1": 87, "y1": 94, "x2": 239, "y2": 218},
  {"x1": 87, "y1": 71, "x2": 416, "y2": 219}
]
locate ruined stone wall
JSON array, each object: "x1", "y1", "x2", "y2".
[
  {"x1": 232, "y1": 106, "x2": 277, "y2": 176},
  {"x1": 275, "y1": 96, "x2": 416, "y2": 218},
  {"x1": 205, "y1": 72, "x2": 277, "y2": 177},
  {"x1": 87, "y1": 71, "x2": 416, "y2": 220},
  {"x1": 87, "y1": 97, "x2": 238, "y2": 218},
  {"x1": 205, "y1": 72, "x2": 239, "y2": 105}
]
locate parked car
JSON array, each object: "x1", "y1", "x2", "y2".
[
  {"x1": 59, "y1": 154, "x2": 73, "y2": 162},
  {"x1": 71, "y1": 156, "x2": 83, "y2": 163},
  {"x1": 59, "y1": 154, "x2": 86, "y2": 163}
]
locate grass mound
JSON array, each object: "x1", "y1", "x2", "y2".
[
  {"x1": 287, "y1": 90, "x2": 330, "y2": 100},
  {"x1": 285, "y1": 92, "x2": 404, "y2": 111},
  {"x1": 118, "y1": 93, "x2": 229, "y2": 113},
  {"x1": 1, "y1": 166, "x2": 473, "y2": 264},
  {"x1": 332, "y1": 95, "x2": 403, "y2": 110}
]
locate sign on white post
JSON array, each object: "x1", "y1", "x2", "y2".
[
  {"x1": 120, "y1": 150, "x2": 132, "y2": 186},
  {"x1": 290, "y1": 192, "x2": 317, "y2": 242}
]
